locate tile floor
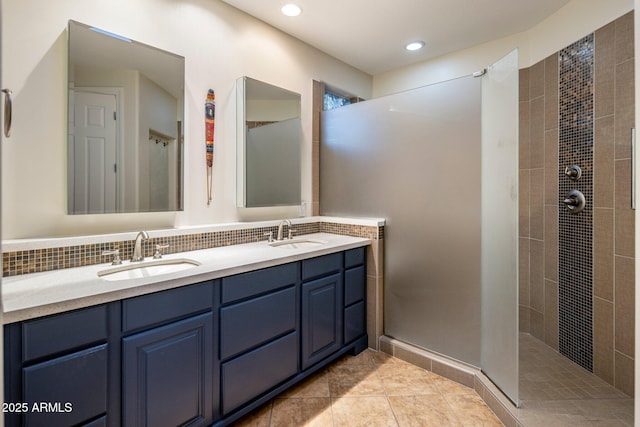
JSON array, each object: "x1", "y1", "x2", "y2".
[
  {"x1": 231, "y1": 334, "x2": 635, "y2": 426},
  {"x1": 516, "y1": 333, "x2": 633, "y2": 426},
  {"x1": 231, "y1": 349, "x2": 502, "y2": 426}
]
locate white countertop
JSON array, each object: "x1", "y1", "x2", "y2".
[{"x1": 2, "y1": 233, "x2": 370, "y2": 324}]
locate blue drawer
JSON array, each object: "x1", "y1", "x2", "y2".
[
  {"x1": 83, "y1": 416, "x2": 107, "y2": 427},
  {"x1": 220, "y1": 286, "x2": 297, "y2": 360},
  {"x1": 345, "y1": 247, "x2": 366, "y2": 268},
  {"x1": 221, "y1": 263, "x2": 298, "y2": 304},
  {"x1": 23, "y1": 344, "x2": 108, "y2": 427},
  {"x1": 122, "y1": 280, "x2": 213, "y2": 332},
  {"x1": 221, "y1": 332, "x2": 298, "y2": 415},
  {"x1": 22, "y1": 305, "x2": 108, "y2": 362},
  {"x1": 345, "y1": 265, "x2": 366, "y2": 306},
  {"x1": 344, "y1": 301, "x2": 365, "y2": 344},
  {"x1": 301, "y1": 252, "x2": 342, "y2": 281}
]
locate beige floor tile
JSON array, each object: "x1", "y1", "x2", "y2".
[
  {"x1": 331, "y1": 349, "x2": 376, "y2": 367},
  {"x1": 388, "y1": 394, "x2": 462, "y2": 427},
  {"x1": 328, "y1": 364, "x2": 386, "y2": 396},
  {"x1": 270, "y1": 397, "x2": 333, "y2": 427},
  {"x1": 371, "y1": 350, "x2": 404, "y2": 365},
  {"x1": 444, "y1": 393, "x2": 502, "y2": 426},
  {"x1": 232, "y1": 336, "x2": 637, "y2": 427},
  {"x1": 332, "y1": 396, "x2": 398, "y2": 427},
  {"x1": 519, "y1": 334, "x2": 634, "y2": 427},
  {"x1": 376, "y1": 363, "x2": 440, "y2": 396},
  {"x1": 432, "y1": 374, "x2": 476, "y2": 396},
  {"x1": 280, "y1": 370, "x2": 330, "y2": 398}
]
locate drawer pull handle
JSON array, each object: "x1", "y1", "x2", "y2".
[{"x1": 2, "y1": 89, "x2": 12, "y2": 138}]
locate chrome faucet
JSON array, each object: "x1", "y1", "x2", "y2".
[
  {"x1": 276, "y1": 219, "x2": 292, "y2": 241},
  {"x1": 131, "y1": 231, "x2": 150, "y2": 262}
]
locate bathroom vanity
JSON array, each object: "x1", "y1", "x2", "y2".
[{"x1": 3, "y1": 233, "x2": 369, "y2": 427}]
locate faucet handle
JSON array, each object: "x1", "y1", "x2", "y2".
[
  {"x1": 288, "y1": 229, "x2": 296, "y2": 240},
  {"x1": 102, "y1": 249, "x2": 122, "y2": 265},
  {"x1": 153, "y1": 244, "x2": 170, "y2": 259},
  {"x1": 264, "y1": 232, "x2": 274, "y2": 243}
]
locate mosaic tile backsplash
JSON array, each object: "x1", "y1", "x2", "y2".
[
  {"x1": 558, "y1": 34, "x2": 594, "y2": 372},
  {"x1": 3, "y1": 222, "x2": 383, "y2": 277}
]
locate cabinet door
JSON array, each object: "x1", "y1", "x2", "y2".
[
  {"x1": 301, "y1": 273, "x2": 343, "y2": 370},
  {"x1": 122, "y1": 313, "x2": 213, "y2": 427}
]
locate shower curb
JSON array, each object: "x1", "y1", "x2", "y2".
[{"x1": 379, "y1": 335, "x2": 522, "y2": 427}]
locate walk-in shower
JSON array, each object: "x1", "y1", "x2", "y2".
[
  {"x1": 319, "y1": 10, "x2": 635, "y2": 425},
  {"x1": 320, "y1": 51, "x2": 519, "y2": 404},
  {"x1": 519, "y1": 11, "x2": 635, "y2": 396}
]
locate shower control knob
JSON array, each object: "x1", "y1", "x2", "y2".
[
  {"x1": 564, "y1": 165, "x2": 582, "y2": 181},
  {"x1": 564, "y1": 196, "x2": 578, "y2": 206},
  {"x1": 562, "y1": 189, "x2": 586, "y2": 214}
]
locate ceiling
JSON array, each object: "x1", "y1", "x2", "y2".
[{"x1": 221, "y1": 0, "x2": 571, "y2": 75}]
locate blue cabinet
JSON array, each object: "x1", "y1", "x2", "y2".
[
  {"x1": 219, "y1": 264, "x2": 299, "y2": 416},
  {"x1": 121, "y1": 281, "x2": 215, "y2": 427},
  {"x1": 4, "y1": 247, "x2": 368, "y2": 427},
  {"x1": 4, "y1": 305, "x2": 117, "y2": 427},
  {"x1": 344, "y1": 248, "x2": 367, "y2": 344},
  {"x1": 122, "y1": 313, "x2": 213, "y2": 427},
  {"x1": 301, "y1": 273, "x2": 343, "y2": 369}
]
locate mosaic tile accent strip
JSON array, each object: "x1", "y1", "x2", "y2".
[
  {"x1": 558, "y1": 34, "x2": 594, "y2": 372},
  {"x1": 3, "y1": 222, "x2": 384, "y2": 277},
  {"x1": 319, "y1": 222, "x2": 383, "y2": 240}
]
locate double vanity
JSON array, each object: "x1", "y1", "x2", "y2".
[{"x1": 2, "y1": 221, "x2": 378, "y2": 427}]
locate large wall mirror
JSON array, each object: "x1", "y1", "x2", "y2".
[
  {"x1": 236, "y1": 76, "x2": 302, "y2": 208},
  {"x1": 67, "y1": 20, "x2": 185, "y2": 214}
]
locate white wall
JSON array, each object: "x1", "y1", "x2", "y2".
[
  {"x1": 373, "y1": 0, "x2": 634, "y2": 97},
  {"x1": 1, "y1": 0, "x2": 372, "y2": 239}
]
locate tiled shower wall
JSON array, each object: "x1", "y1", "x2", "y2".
[{"x1": 519, "y1": 11, "x2": 635, "y2": 396}]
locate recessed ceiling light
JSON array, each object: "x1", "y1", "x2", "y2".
[
  {"x1": 281, "y1": 3, "x2": 302, "y2": 17},
  {"x1": 405, "y1": 41, "x2": 425, "y2": 51}
]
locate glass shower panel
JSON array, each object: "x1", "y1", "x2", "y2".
[
  {"x1": 480, "y1": 49, "x2": 519, "y2": 405},
  {"x1": 321, "y1": 76, "x2": 483, "y2": 366}
]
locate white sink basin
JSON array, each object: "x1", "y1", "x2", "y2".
[
  {"x1": 98, "y1": 258, "x2": 201, "y2": 281},
  {"x1": 268, "y1": 238, "x2": 328, "y2": 249}
]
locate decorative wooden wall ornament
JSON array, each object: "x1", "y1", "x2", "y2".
[{"x1": 205, "y1": 89, "x2": 215, "y2": 205}]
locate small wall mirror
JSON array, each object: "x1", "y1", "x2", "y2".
[
  {"x1": 67, "y1": 20, "x2": 185, "y2": 214},
  {"x1": 236, "y1": 77, "x2": 302, "y2": 208}
]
